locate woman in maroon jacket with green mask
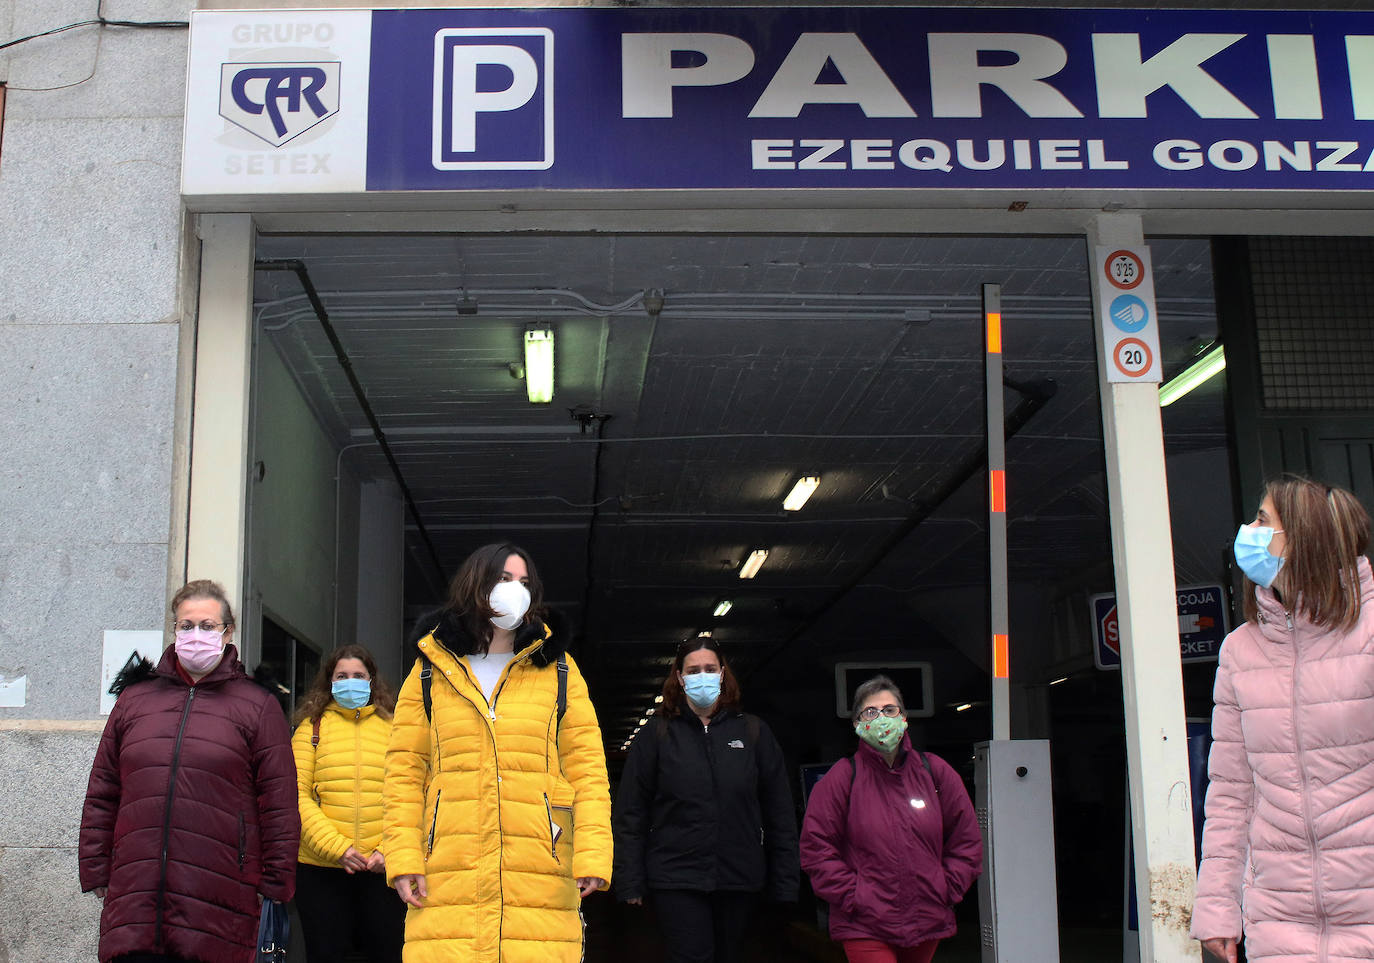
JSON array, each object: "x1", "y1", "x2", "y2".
[
  {"x1": 800, "y1": 675, "x2": 982, "y2": 963},
  {"x1": 79, "y1": 579, "x2": 299, "y2": 963}
]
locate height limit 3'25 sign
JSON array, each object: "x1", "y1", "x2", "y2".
[{"x1": 1094, "y1": 246, "x2": 1162, "y2": 384}]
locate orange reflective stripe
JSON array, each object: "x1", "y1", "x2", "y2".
[
  {"x1": 990, "y1": 470, "x2": 1006, "y2": 513},
  {"x1": 986, "y1": 312, "x2": 1002, "y2": 354},
  {"x1": 993, "y1": 634, "x2": 1009, "y2": 678}
]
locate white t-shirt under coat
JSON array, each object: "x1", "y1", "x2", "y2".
[{"x1": 467, "y1": 650, "x2": 515, "y2": 703}]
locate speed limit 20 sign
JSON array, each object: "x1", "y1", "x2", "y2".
[{"x1": 1094, "y1": 246, "x2": 1161, "y2": 384}]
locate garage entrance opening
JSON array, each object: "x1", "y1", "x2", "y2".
[{"x1": 246, "y1": 232, "x2": 1228, "y2": 961}]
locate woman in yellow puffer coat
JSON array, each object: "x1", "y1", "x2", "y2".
[
  {"x1": 383, "y1": 542, "x2": 613, "y2": 963},
  {"x1": 292, "y1": 644, "x2": 406, "y2": 963}
]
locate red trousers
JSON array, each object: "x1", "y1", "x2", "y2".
[{"x1": 841, "y1": 938, "x2": 939, "y2": 963}]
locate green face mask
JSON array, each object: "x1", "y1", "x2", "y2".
[{"x1": 854, "y1": 715, "x2": 907, "y2": 752}]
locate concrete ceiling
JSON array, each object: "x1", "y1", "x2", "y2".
[{"x1": 252, "y1": 231, "x2": 1222, "y2": 746}]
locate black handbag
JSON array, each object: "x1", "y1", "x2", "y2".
[{"x1": 257, "y1": 899, "x2": 289, "y2": 963}]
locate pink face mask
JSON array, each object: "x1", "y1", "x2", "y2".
[{"x1": 174, "y1": 627, "x2": 225, "y2": 675}]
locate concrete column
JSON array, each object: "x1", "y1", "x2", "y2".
[
  {"x1": 186, "y1": 215, "x2": 255, "y2": 623},
  {"x1": 355, "y1": 480, "x2": 406, "y2": 687},
  {"x1": 1087, "y1": 212, "x2": 1200, "y2": 963}
]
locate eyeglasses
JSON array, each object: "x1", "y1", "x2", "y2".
[
  {"x1": 858, "y1": 704, "x2": 902, "y2": 721},
  {"x1": 173, "y1": 620, "x2": 229, "y2": 633}
]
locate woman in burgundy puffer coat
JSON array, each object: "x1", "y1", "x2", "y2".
[
  {"x1": 80, "y1": 579, "x2": 300, "y2": 963},
  {"x1": 1193, "y1": 477, "x2": 1374, "y2": 963}
]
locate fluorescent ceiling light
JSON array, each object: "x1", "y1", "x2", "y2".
[
  {"x1": 783, "y1": 476, "x2": 821, "y2": 511},
  {"x1": 955, "y1": 703, "x2": 973, "y2": 712},
  {"x1": 654, "y1": 695, "x2": 663, "y2": 704},
  {"x1": 638, "y1": 717, "x2": 647, "y2": 726},
  {"x1": 1159, "y1": 344, "x2": 1225, "y2": 407},
  {"x1": 713, "y1": 600, "x2": 733, "y2": 618},
  {"x1": 523, "y1": 328, "x2": 555, "y2": 403},
  {"x1": 697, "y1": 630, "x2": 712, "y2": 637},
  {"x1": 1049, "y1": 676, "x2": 1069, "y2": 686},
  {"x1": 739, "y1": 549, "x2": 769, "y2": 579}
]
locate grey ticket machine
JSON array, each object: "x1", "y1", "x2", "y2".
[{"x1": 974, "y1": 740, "x2": 1062, "y2": 963}]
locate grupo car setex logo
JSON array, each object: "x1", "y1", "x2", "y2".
[{"x1": 219, "y1": 62, "x2": 341, "y2": 147}]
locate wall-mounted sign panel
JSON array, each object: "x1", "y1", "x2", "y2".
[
  {"x1": 834, "y1": 661, "x2": 934, "y2": 718},
  {"x1": 185, "y1": 8, "x2": 1374, "y2": 195},
  {"x1": 1091, "y1": 584, "x2": 1229, "y2": 670},
  {"x1": 1094, "y1": 245, "x2": 1162, "y2": 383}
]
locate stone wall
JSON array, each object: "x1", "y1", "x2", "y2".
[{"x1": 0, "y1": 2, "x2": 193, "y2": 959}]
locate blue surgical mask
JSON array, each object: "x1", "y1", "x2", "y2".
[
  {"x1": 1234, "y1": 524, "x2": 1285, "y2": 588},
  {"x1": 683, "y1": 672, "x2": 722, "y2": 709},
  {"x1": 332, "y1": 678, "x2": 371, "y2": 710}
]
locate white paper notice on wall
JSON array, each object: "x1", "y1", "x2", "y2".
[
  {"x1": 0, "y1": 675, "x2": 27, "y2": 707},
  {"x1": 102, "y1": 630, "x2": 164, "y2": 715}
]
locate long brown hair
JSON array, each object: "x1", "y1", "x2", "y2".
[
  {"x1": 659, "y1": 637, "x2": 742, "y2": 719},
  {"x1": 1242, "y1": 475, "x2": 1371, "y2": 632},
  {"x1": 445, "y1": 542, "x2": 545, "y2": 655},
  {"x1": 293, "y1": 645, "x2": 396, "y2": 728}
]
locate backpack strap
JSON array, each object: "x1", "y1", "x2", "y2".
[
  {"x1": 419, "y1": 649, "x2": 565, "y2": 729},
  {"x1": 311, "y1": 717, "x2": 321, "y2": 747},
  {"x1": 847, "y1": 750, "x2": 933, "y2": 791},
  {"x1": 419, "y1": 653, "x2": 433, "y2": 722},
  {"x1": 555, "y1": 652, "x2": 568, "y2": 728}
]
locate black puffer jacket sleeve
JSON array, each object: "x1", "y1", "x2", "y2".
[
  {"x1": 754, "y1": 717, "x2": 801, "y2": 902},
  {"x1": 612, "y1": 720, "x2": 661, "y2": 901}
]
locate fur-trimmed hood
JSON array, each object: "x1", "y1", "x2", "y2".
[
  {"x1": 108, "y1": 644, "x2": 267, "y2": 698},
  {"x1": 407, "y1": 606, "x2": 570, "y2": 668},
  {"x1": 108, "y1": 653, "x2": 158, "y2": 696}
]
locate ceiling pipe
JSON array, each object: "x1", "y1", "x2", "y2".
[
  {"x1": 573, "y1": 406, "x2": 612, "y2": 664},
  {"x1": 257, "y1": 286, "x2": 1215, "y2": 331},
  {"x1": 255, "y1": 258, "x2": 449, "y2": 591},
  {"x1": 745, "y1": 375, "x2": 1058, "y2": 681}
]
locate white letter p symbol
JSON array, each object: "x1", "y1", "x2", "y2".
[{"x1": 447, "y1": 45, "x2": 538, "y2": 153}]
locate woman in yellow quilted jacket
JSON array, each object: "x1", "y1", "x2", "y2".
[
  {"x1": 383, "y1": 541, "x2": 614, "y2": 963},
  {"x1": 292, "y1": 644, "x2": 406, "y2": 963}
]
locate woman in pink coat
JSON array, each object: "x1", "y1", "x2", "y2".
[{"x1": 1193, "y1": 476, "x2": 1374, "y2": 963}]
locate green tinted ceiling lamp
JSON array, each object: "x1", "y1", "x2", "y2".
[
  {"x1": 523, "y1": 327, "x2": 555, "y2": 403},
  {"x1": 1158, "y1": 343, "x2": 1225, "y2": 407}
]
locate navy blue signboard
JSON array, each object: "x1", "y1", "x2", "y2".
[
  {"x1": 185, "y1": 8, "x2": 1374, "y2": 195},
  {"x1": 367, "y1": 8, "x2": 1374, "y2": 191},
  {"x1": 1092, "y1": 584, "x2": 1230, "y2": 669}
]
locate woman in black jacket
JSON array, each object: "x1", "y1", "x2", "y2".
[{"x1": 613, "y1": 637, "x2": 799, "y2": 963}]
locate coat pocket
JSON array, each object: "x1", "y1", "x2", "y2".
[
  {"x1": 426, "y1": 790, "x2": 443, "y2": 860},
  {"x1": 543, "y1": 793, "x2": 574, "y2": 864}
]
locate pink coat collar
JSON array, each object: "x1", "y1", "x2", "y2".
[{"x1": 1251, "y1": 555, "x2": 1373, "y2": 642}]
